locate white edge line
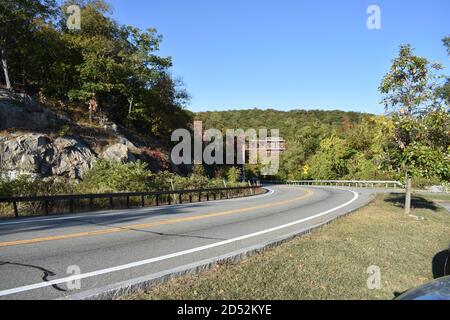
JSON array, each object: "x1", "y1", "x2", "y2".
[
  {"x1": 0, "y1": 188, "x2": 275, "y2": 226},
  {"x1": 0, "y1": 188, "x2": 358, "y2": 297}
]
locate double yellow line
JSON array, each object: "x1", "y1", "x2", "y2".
[{"x1": 0, "y1": 188, "x2": 314, "y2": 247}]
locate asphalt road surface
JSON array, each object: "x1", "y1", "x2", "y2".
[{"x1": 0, "y1": 185, "x2": 378, "y2": 300}]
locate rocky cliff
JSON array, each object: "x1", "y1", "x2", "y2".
[{"x1": 0, "y1": 90, "x2": 171, "y2": 181}]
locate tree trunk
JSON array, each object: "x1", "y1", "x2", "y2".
[
  {"x1": 1, "y1": 49, "x2": 11, "y2": 89},
  {"x1": 128, "y1": 97, "x2": 133, "y2": 115},
  {"x1": 405, "y1": 172, "x2": 412, "y2": 215}
]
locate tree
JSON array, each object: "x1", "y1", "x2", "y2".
[
  {"x1": 0, "y1": 0, "x2": 56, "y2": 89},
  {"x1": 379, "y1": 44, "x2": 449, "y2": 215},
  {"x1": 308, "y1": 135, "x2": 354, "y2": 179},
  {"x1": 436, "y1": 36, "x2": 450, "y2": 105},
  {"x1": 61, "y1": 0, "x2": 189, "y2": 134}
]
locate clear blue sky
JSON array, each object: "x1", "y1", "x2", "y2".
[{"x1": 107, "y1": 0, "x2": 449, "y2": 114}]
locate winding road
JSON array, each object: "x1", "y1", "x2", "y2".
[{"x1": 0, "y1": 185, "x2": 378, "y2": 300}]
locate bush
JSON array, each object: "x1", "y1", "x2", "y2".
[
  {"x1": 411, "y1": 176, "x2": 446, "y2": 189},
  {"x1": 0, "y1": 174, "x2": 72, "y2": 197},
  {"x1": 0, "y1": 162, "x2": 248, "y2": 198},
  {"x1": 223, "y1": 167, "x2": 241, "y2": 184},
  {"x1": 75, "y1": 160, "x2": 153, "y2": 194}
]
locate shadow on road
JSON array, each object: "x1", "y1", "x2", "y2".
[
  {"x1": 0, "y1": 261, "x2": 66, "y2": 292},
  {"x1": 0, "y1": 203, "x2": 206, "y2": 237}
]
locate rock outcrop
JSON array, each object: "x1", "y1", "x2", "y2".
[
  {"x1": 0, "y1": 89, "x2": 62, "y2": 131},
  {"x1": 0, "y1": 133, "x2": 95, "y2": 180},
  {"x1": 47, "y1": 137, "x2": 95, "y2": 178},
  {"x1": 0, "y1": 90, "x2": 172, "y2": 181}
]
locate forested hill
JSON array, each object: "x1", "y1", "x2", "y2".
[
  {"x1": 196, "y1": 109, "x2": 367, "y2": 132},
  {"x1": 196, "y1": 109, "x2": 397, "y2": 181}
]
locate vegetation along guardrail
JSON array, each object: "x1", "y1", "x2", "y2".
[
  {"x1": 0, "y1": 185, "x2": 263, "y2": 218},
  {"x1": 264, "y1": 180, "x2": 404, "y2": 189}
]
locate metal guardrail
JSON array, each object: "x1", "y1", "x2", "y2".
[
  {"x1": 0, "y1": 185, "x2": 262, "y2": 218},
  {"x1": 264, "y1": 180, "x2": 404, "y2": 189}
]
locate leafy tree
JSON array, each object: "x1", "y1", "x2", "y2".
[
  {"x1": 436, "y1": 36, "x2": 450, "y2": 105},
  {"x1": 0, "y1": 0, "x2": 57, "y2": 89},
  {"x1": 379, "y1": 44, "x2": 449, "y2": 215},
  {"x1": 443, "y1": 36, "x2": 450, "y2": 55},
  {"x1": 308, "y1": 135, "x2": 354, "y2": 179},
  {"x1": 63, "y1": 0, "x2": 127, "y2": 116}
]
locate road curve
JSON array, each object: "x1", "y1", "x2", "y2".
[{"x1": 0, "y1": 185, "x2": 374, "y2": 300}]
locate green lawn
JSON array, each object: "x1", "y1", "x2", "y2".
[{"x1": 124, "y1": 193, "x2": 450, "y2": 300}]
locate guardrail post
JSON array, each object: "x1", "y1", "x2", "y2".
[
  {"x1": 168, "y1": 194, "x2": 172, "y2": 205},
  {"x1": 69, "y1": 199, "x2": 74, "y2": 213},
  {"x1": 110, "y1": 197, "x2": 114, "y2": 209},
  {"x1": 13, "y1": 201, "x2": 18, "y2": 218},
  {"x1": 126, "y1": 196, "x2": 130, "y2": 208},
  {"x1": 179, "y1": 193, "x2": 183, "y2": 204},
  {"x1": 45, "y1": 200, "x2": 49, "y2": 215},
  {"x1": 141, "y1": 195, "x2": 145, "y2": 207},
  {"x1": 90, "y1": 198, "x2": 94, "y2": 210},
  {"x1": 189, "y1": 194, "x2": 193, "y2": 203},
  {"x1": 156, "y1": 194, "x2": 159, "y2": 206}
]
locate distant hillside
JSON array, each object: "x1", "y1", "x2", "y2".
[
  {"x1": 196, "y1": 108, "x2": 368, "y2": 133},
  {"x1": 195, "y1": 109, "x2": 393, "y2": 180}
]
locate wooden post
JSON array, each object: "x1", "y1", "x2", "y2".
[
  {"x1": 13, "y1": 201, "x2": 18, "y2": 218},
  {"x1": 170, "y1": 179, "x2": 177, "y2": 204},
  {"x1": 405, "y1": 176, "x2": 412, "y2": 215}
]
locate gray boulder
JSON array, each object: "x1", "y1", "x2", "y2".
[{"x1": 100, "y1": 143, "x2": 136, "y2": 163}]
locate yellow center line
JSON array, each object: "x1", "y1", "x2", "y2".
[{"x1": 0, "y1": 187, "x2": 314, "y2": 247}]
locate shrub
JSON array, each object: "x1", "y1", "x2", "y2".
[
  {"x1": 224, "y1": 167, "x2": 241, "y2": 184},
  {"x1": 75, "y1": 160, "x2": 153, "y2": 193}
]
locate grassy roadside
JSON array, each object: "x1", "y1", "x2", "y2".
[{"x1": 124, "y1": 193, "x2": 450, "y2": 300}]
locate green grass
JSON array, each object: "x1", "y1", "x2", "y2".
[
  {"x1": 124, "y1": 193, "x2": 450, "y2": 300},
  {"x1": 419, "y1": 193, "x2": 450, "y2": 201}
]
